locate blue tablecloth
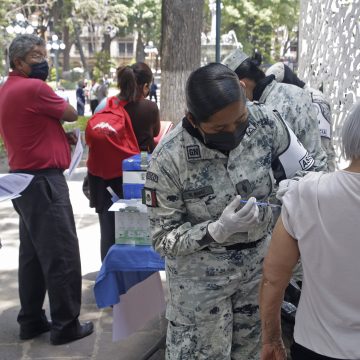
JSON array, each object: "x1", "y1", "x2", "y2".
[{"x1": 94, "y1": 244, "x2": 165, "y2": 308}]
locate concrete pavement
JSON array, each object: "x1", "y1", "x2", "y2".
[{"x1": 0, "y1": 167, "x2": 166, "y2": 360}]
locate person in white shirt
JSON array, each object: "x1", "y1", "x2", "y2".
[
  {"x1": 259, "y1": 100, "x2": 360, "y2": 360},
  {"x1": 89, "y1": 79, "x2": 99, "y2": 114}
]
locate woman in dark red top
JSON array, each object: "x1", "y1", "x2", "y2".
[{"x1": 87, "y1": 62, "x2": 160, "y2": 261}]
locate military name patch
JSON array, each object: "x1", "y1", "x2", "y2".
[
  {"x1": 299, "y1": 152, "x2": 315, "y2": 170},
  {"x1": 146, "y1": 171, "x2": 159, "y2": 183},
  {"x1": 183, "y1": 186, "x2": 214, "y2": 200},
  {"x1": 142, "y1": 187, "x2": 158, "y2": 207},
  {"x1": 186, "y1": 145, "x2": 201, "y2": 160}
]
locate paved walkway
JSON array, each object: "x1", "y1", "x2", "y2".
[{"x1": 0, "y1": 168, "x2": 166, "y2": 360}]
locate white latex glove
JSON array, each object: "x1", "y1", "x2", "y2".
[
  {"x1": 208, "y1": 195, "x2": 259, "y2": 244},
  {"x1": 276, "y1": 179, "x2": 298, "y2": 202}
]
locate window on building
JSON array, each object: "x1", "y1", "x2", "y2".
[
  {"x1": 126, "y1": 43, "x2": 134, "y2": 55},
  {"x1": 88, "y1": 42, "x2": 93, "y2": 55},
  {"x1": 290, "y1": 41, "x2": 298, "y2": 52},
  {"x1": 118, "y1": 42, "x2": 126, "y2": 55}
]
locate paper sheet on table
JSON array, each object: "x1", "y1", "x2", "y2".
[
  {"x1": 109, "y1": 199, "x2": 147, "y2": 213},
  {"x1": 0, "y1": 173, "x2": 34, "y2": 202},
  {"x1": 65, "y1": 128, "x2": 84, "y2": 179}
]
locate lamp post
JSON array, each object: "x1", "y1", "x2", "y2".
[
  {"x1": 5, "y1": 13, "x2": 35, "y2": 35},
  {"x1": 47, "y1": 34, "x2": 66, "y2": 86},
  {"x1": 5, "y1": 13, "x2": 41, "y2": 74}
]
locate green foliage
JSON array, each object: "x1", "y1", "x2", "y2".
[
  {"x1": 121, "y1": 0, "x2": 162, "y2": 48},
  {"x1": 0, "y1": 136, "x2": 4, "y2": 155},
  {"x1": 220, "y1": 0, "x2": 300, "y2": 62},
  {"x1": 50, "y1": 67, "x2": 56, "y2": 82},
  {"x1": 60, "y1": 79, "x2": 77, "y2": 90},
  {"x1": 63, "y1": 116, "x2": 90, "y2": 132},
  {"x1": 93, "y1": 51, "x2": 115, "y2": 79}
]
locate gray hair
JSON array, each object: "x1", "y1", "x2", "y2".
[
  {"x1": 341, "y1": 101, "x2": 360, "y2": 160},
  {"x1": 9, "y1": 34, "x2": 45, "y2": 69}
]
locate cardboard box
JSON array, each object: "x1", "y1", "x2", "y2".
[{"x1": 109, "y1": 199, "x2": 151, "y2": 246}]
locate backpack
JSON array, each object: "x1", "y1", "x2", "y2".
[{"x1": 85, "y1": 96, "x2": 140, "y2": 180}]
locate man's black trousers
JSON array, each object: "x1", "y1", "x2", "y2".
[{"x1": 12, "y1": 170, "x2": 82, "y2": 332}]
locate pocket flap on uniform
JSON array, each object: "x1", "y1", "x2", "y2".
[{"x1": 166, "y1": 304, "x2": 195, "y2": 326}]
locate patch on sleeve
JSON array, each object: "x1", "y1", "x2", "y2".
[
  {"x1": 146, "y1": 171, "x2": 159, "y2": 183},
  {"x1": 142, "y1": 187, "x2": 158, "y2": 207},
  {"x1": 245, "y1": 122, "x2": 257, "y2": 136},
  {"x1": 299, "y1": 152, "x2": 315, "y2": 170},
  {"x1": 186, "y1": 145, "x2": 201, "y2": 160}
]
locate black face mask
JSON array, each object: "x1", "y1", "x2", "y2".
[
  {"x1": 200, "y1": 119, "x2": 249, "y2": 151},
  {"x1": 28, "y1": 61, "x2": 49, "y2": 81}
]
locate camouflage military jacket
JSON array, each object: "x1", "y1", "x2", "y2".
[
  {"x1": 306, "y1": 86, "x2": 336, "y2": 172},
  {"x1": 260, "y1": 80, "x2": 328, "y2": 171},
  {"x1": 145, "y1": 102, "x2": 298, "y2": 257}
]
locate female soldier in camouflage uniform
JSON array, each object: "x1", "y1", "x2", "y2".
[
  {"x1": 144, "y1": 63, "x2": 313, "y2": 359},
  {"x1": 222, "y1": 49, "x2": 328, "y2": 173}
]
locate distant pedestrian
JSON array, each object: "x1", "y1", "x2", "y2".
[
  {"x1": 0, "y1": 34, "x2": 93, "y2": 345},
  {"x1": 149, "y1": 80, "x2": 158, "y2": 103},
  {"x1": 89, "y1": 78, "x2": 99, "y2": 114},
  {"x1": 76, "y1": 80, "x2": 86, "y2": 115},
  {"x1": 97, "y1": 79, "x2": 108, "y2": 103}
]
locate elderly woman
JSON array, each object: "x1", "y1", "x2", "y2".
[{"x1": 259, "y1": 101, "x2": 360, "y2": 360}]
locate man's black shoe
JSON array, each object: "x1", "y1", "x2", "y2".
[
  {"x1": 50, "y1": 321, "x2": 94, "y2": 345},
  {"x1": 19, "y1": 320, "x2": 51, "y2": 340}
]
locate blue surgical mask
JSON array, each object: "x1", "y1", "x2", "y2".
[{"x1": 28, "y1": 60, "x2": 49, "y2": 81}]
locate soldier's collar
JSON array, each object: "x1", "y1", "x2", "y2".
[{"x1": 253, "y1": 75, "x2": 275, "y2": 101}]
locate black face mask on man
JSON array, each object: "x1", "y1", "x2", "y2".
[
  {"x1": 199, "y1": 119, "x2": 249, "y2": 151},
  {"x1": 28, "y1": 61, "x2": 49, "y2": 81}
]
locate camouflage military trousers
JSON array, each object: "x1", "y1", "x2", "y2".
[{"x1": 165, "y1": 239, "x2": 268, "y2": 360}]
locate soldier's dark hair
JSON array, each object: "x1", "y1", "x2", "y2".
[
  {"x1": 116, "y1": 62, "x2": 153, "y2": 102},
  {"x1": 9, "y1": 34, "x2": 45, "y2": 69},
  {"x1": 233, "y1": 58, "x2": 265, "y2": 84},
  {"x1": 186, "y1": 63, "x2": 246, "y2": 123}
]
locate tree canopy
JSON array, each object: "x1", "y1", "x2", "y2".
[
  {"x1": 219, "y1": 0, "x2": 300, "y2": 62},
  {"x1": 0, "y1": 0, "x2": 299, "y2": 75}
]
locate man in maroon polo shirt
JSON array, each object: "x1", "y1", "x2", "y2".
[{"x1": 0, "y1": 34, "x2": 93, "y2": 345}]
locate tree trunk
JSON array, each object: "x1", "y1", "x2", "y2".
[
  {"x1": 102, "y1": 33, "x2": 111, "y2": 53},
  {"x1": 62, "y1": 25, "x2": 71, "y2": 71},
  {"x1": 160, "y1": 0, "x2": 204, "y2": 125},
  {"x1": 136, "y1": 31, "x2": 145, "y2": 63},
  {"x1": 72, "y1": 16, "x2": 90, "y2": 79}
]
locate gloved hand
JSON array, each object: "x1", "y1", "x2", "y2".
[
  {"x1": 276, "y1": 179, "x2": 298, "y2": 202},
  {"x1": 208, "y1": 195, "x2": 259, "y2": 244}
]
